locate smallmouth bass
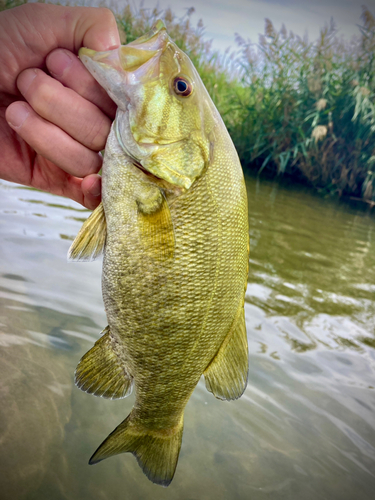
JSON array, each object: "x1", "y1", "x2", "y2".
[{"x1": 69, "y1": 20, "x2": 249, "y2": 486}]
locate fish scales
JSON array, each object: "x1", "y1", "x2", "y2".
[
  {"x1": 69, "y1": 20, "x2": 249, "y2": 487},
  {"x1": 103, "y1": 132, "x2": 246, "y2": 414}
]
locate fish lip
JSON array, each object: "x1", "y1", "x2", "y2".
[
  {"x1": 79, "y1": 21, "x2": 170, "y2": 83},
  {"x1": 78, "y1": 47, "x2": 96, "y2": 58},
  {"x1": 127, "y1": 20, "x2": 168, "y2": 51}
]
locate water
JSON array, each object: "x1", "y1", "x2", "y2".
[{"x1": 0, "y1": 175, "x2": 374, "y2": 500}]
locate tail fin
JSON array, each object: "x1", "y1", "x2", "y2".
[{"x1": 89, "y1": 412, "x2": 184, "y2": 487}]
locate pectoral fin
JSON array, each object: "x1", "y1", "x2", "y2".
[
  {"x1": 75, "y1": 326, "x2": 133, "y2": 399},
  {"x1": 204, "y1": 310, "x2": 249, "y2": 401},
  {"x1": 137, "y1": 194, "x2": 175, "y2": 261},
  {"x1": 68, "y1": 202, "x2": 106, "y2": 261}
]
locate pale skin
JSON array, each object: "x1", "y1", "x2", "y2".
[{"x1": 0, "y1": 3, "x2": 120, "y2": 209}]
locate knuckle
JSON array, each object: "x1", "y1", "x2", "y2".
[
  {"x1": 19, "y1": 70, "x2": 59, "y2": 117},
  {"x1": 83, "y1": 115, "x2": 110, "y2": 150},
  {"x1": 33, "y1": 80, "x2": 57, "y2": 113}
]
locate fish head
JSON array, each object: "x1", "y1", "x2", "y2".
[{"x1": 79, "y1": 21, "x2": 214, "y2": 190}]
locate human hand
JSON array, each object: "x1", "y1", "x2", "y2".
[{"x1": 0, "y1": 3, "x2": 120, "y2": 209}]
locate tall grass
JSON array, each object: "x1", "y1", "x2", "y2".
[
  {"x1": 2, "y1": 0, "x2": 375, "y2": 202},
  {"x1": 229, "y1": 9, "x2": 375, "y2": 202}
]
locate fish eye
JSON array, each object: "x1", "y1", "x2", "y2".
[{"x1": 173, "y1": 76, "x2": 193, "y2": 97}]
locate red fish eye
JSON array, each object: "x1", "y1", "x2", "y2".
[{"x1": 173, "y1": 77, "x2": 193, "y2": 97}]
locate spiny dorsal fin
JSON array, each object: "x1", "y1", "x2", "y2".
[
  {"x1": 89, "y1": 412, "x2": 184, "y2": 487},
  {"x1": 137, "y1": 195, "x2": 175, "y2": 261},
  {"x1": 68, "y1": 201, "x2": 106, "y2": 262},
  {"x1": 75, "y1": 326, "x2": 133, "y2": 399},
  {"x1": 204, "y1": 310, "x2": 248, "y2": 401}
]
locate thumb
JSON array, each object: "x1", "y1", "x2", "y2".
[{"x1": 0, "y1": 3, "x2": 120, "y2": 94}]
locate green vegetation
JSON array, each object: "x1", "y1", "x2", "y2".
[
  {"x1": 230, "y1": 10, "x2": 375, "y2": 203},
  {"x1": 3, "y1": 0, "x2": 375, "y2": 203},
  {"x1": 0, "y1": 0, "x2": 29, "y2": 11}
]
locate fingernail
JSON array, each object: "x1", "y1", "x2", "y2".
[
  {"x1": 86, "y1": 177, "x2": 102, "y2": 197},
  {"x1": 47, "y1": 50, "x2": 73, "y2": 78},
  {"x1": 6, "y1": 103, "x2": 30, "y2": 128},
  {"x1": 90, "y1": 184, "x2": 102, "y2": 197},
  {"x1": 17, "y1": 69, "x2": 37, "y2": 95}
]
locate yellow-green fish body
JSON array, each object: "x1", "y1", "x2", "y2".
[{"x1": 69, "y1": 21, "x2": 249, "y2": 486}]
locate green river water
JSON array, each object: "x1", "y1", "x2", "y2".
[{"x1": 0, "y1": 174, "x2": 374, "y2": 500}]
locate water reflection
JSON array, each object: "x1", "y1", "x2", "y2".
[{"x1": 0, "y1": 176, "x2": 374, "y2": 499}]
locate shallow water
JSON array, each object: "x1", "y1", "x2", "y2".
[{"x1": 0, "y1": 175, "x2": 374, "y2": 500}]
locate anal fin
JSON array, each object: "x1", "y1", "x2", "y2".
[
  {"x1": 68, "y1": 201, "x2": 106, "y2": 261},
  {"x1": 75, "y1": 326, "x2": 133, "y2": 399},
  {"x1": 204, "y1": 310, "x2": 248, "y2": 401}
]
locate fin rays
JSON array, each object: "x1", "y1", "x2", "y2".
[
  {"x1": 137, "y1": 195, "x2": 175, "y2": 261},
  {"x1": 204, "y1": 310, "x2": 249, "y2": 401},
  {"x1": 90, "y1": 413, "x2": 184, "y2": 487},
  {"x1": 75, "y1": 326, "x2": 133, "y2": 399},
  {"x1": 68, "y1": 202, "x2": 106, "y2": 262}
]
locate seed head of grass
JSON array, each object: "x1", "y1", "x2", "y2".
[
  {"x1": 312, "y1": 125, "x2": 328, "y2": 142},
  {"x1": 316, "y1": 98, "x2": 328, "y2": 111}
]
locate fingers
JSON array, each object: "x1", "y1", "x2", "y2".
[
  {"x1": 0, "y1": 3, "x2": 115, "y2": 210},
  {"x1": 66, "y1": 173, "x2": 102, "y2": 210},
  {"x1": 71, "y1": 6, "x2": 120, "y2": 51},
  {"x1": 46, "y1": 49, "x2": 116, "y2": 119},
  {"x1": 81, "y1": 174, "x2": 102, "y2": 210},
  {"x1": 27, "y1": 156, "x2": 102, "y2": 210},
  {"x1": 17, "y1": 68, "x2": 112, "y2": 151},
  {"x1": 5, "y1": 102, "x2": 102, "y2": 178},
  {"x1": 0, "y1": 4, "x2": 120, "y2": 94}
]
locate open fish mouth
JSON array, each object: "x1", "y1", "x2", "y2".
[{"x1": 78, "y1": 21, "x2": 169, "y2": 89}]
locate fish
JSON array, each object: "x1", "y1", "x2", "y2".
[{"x1": 69, "y1": 20, "x2": 249, "y2": 487}]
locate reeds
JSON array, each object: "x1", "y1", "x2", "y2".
[{"x1": 225, "y1": 8, "x2": 375, "y2": 201}]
